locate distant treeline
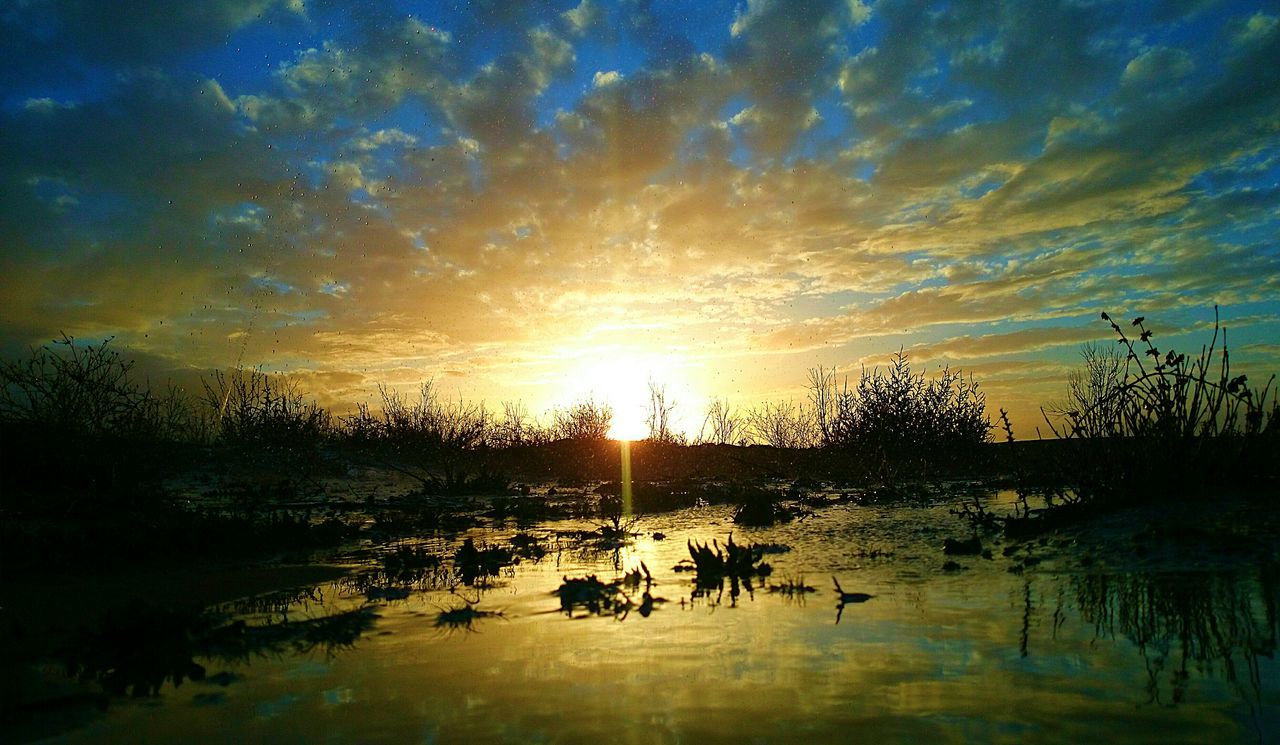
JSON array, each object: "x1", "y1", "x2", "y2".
[
  {"x1": 1, "y1": 309, "x2": 1275, "y2": 504},
  {"x1": 0, "y1": 334, "x2": 993, "y2": 453}
]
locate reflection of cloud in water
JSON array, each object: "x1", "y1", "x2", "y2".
[{"x1": 12, "y1": 502, "x2": 1280, "y2": 742}]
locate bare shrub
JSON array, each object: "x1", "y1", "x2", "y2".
[
  {"x1": 697, "y1": 398, "x2": 743, "y2": 445},
  {"x1": 337, "y1": 382, "x2": 499, "y2": 493},
  {"x1": 552, "y1": 398, "x2": 613, "y2": 441},
  {"x1": 645, "y1": 380, "x2": 683, "y2": 444},
  {"x1": 1, "y1": 334, "x2": 198, "y2": 442},
  {"x1": 0, "y1": 335, "x2": 202, "y2": 502},
  {"x1": 745, "y1": 400, "x2": 818, "y2": 448},
  {"x1": 202, "y1": 368, "x2": 330, "y2": 448},
  {"x1": 493, "y1": 401, "x2": 551, "y2": 447}
]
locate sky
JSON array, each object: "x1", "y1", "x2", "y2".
[{"x1": 1, "y1": 0, "x2": 1278, "y2": 437}]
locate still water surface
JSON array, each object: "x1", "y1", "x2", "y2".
[{"x1": 31, "y1": 496, "x2": 1280, "y2": 743}]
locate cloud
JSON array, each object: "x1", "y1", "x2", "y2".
[
  {"x1": 562, "y1": 0, "x2": 604, "y2": 36},
  {"x1": 1121, "y1": 46, "x2": 1196, "y2": 88},
  {"x1": 238, "y1": 18, "x2": 453, "y2": 133},
  {"x1": 592, "y1": 70, "x2": 623, "y2": 88},
  {"x1": 1, "y1": 0, "x2": 1277, "y2": 425}
]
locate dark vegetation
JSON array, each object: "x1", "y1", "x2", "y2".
[
  {"x1": 1, "y1": 309, "x2": 1276, "y2": 572},
  {"x1": 2, "y1": 312, "x2": 1276, "y2": 741},
  {"x1": 983, "y1": 309, "x2": 1278, "y2": 538},
  {"x1": 555, "y1": 562, "x2": 661, "y2": 619},
  {"x1": 2, "y1": 595, "x2": 379, "y2": 739}
]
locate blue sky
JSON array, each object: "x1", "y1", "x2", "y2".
[{"x1": 1, "y1": 0, "x2": 1277, "y2": 434}]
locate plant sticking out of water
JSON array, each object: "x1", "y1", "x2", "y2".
[
  {"x1": 731, "y1": 486, "x2": 807, "y2": 526},
  {"x1": 554, "y1": 575, "x2": 623, "y2": 616},
  {"x1": 553, "y1": 568, "x2": 663, "y2": 620},
  {"x1": 434, "y1": 591, "x2": 504, "y2": 633},
  {"x1": 453, "y1": 538, "x2": 517, "y2": 586},
  {"x1": 509, "y1": 531, "x2": 548, "y2": 560},
  {"x1": 620, "y1": 561, "x2": 654, "y2": 591},
  {"x1": 383, "y1": 544, "x2": 444, "y2": 574},
  {"x1": 685, "y1": 534, "x2": 774, "y2": 580},
  {"x1": 832, "y1": 576, "x2": 875, "y2": 625},
  {"x1": 1043, "y1": 308, "x2": 1278, "y2": 503}
]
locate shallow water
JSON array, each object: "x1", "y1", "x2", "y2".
[{"x1": 17, "y1": 495, "x2": 1280, "y2": 744}]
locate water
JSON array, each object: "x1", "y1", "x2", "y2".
[{"x1": 13, "y1": 496, "x2": 1279, "y2": 743}]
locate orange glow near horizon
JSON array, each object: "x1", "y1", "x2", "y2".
[{"x1": 564, "y1": 353, "x2": 695, "y2": 441}]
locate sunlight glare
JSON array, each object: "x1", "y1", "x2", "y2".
[{"x1": 571, "y1": 356, "x2": 660, "y2": 440}]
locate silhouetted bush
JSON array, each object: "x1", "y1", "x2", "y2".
[
  {"x1": 337, "y1": 382, "x2": 503, "y2": 493},
  {"x1": 1041, "y1": 308, "x2": 1277, "y2": 502},
  {"x1": 551, "y1": 397, "x2": 613, "y2": 441},
  {"x1": 0, "y1": 335, "x2": 200, "y2": 504},
  {"x1": 808, "y1": 352, "x2": 991, "y2": 477}
]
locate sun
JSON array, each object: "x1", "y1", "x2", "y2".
[
  {"x1": 577, "y1": 357, "x2": 650, "y2": 440},
  {"x1": 553, "y1": 348, "x2": 704, "y2": 441}
]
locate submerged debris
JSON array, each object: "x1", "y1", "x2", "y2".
[{"x1": 943, "y1": 536, "x2": 983, "y2": 556}]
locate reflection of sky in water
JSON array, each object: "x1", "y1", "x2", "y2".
[{"x1": 61, "y1": 501, "x2": 1278, "y2": 743}]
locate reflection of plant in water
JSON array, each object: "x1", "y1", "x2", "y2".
[
  {"x1": 62, "y1": 604, "x2": 378, "y2": 698},
  {"x1": 680, "y1": 535, "x2": 774, "y2": 610},
  {"x1": 766, "y1": 576, "x2": 817, "y2": 603},
  {"x1": 555, "y1": 564, "x2": 663, "y2": 620},
  {"x1": 453, "y1": 538, "x2": 517, "y2": 586},
  {"x1": 551, "y1": 517, "x2": 640, "y2": 571},
  {"x1": 218, "y1": 585, "x2": 326, "y2": 617},
  {"x1": 1070, "y1": 568, "x2": 1277, "y2": 711},
  {"x1": 832, "y1": 576, "x2": 874, "y2": 625},
  {"x1": 339, "y1": 545, "x2": 453, "y2": 601},
  {"x1": 341, "y1": 563, "x2": 455, "y2": 599},
  {"x1": 434, "y1": 592, "x2": 504, "y2": 634}
]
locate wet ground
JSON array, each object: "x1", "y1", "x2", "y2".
[{"x1": 5, "y1": 489, "x2": 1278, "y2": 743}]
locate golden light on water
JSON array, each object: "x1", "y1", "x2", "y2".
[{"x1": 619, "y1": 439, "x2": 633, "y2": 518}]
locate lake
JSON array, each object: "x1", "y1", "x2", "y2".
[{"x1": 10, "y1": 491, "x2": 1278, "y2": 744}]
